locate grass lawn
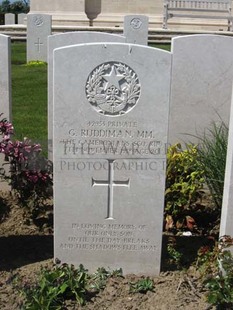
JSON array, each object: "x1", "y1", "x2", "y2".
[
  {"x1": 11, "y1": 42, "x2": 171, "y2": 154},
  {"x1": 11, "y1": 42, "x2": 48, "y2": 150}
]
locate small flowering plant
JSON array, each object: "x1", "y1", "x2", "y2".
[{"x1": 0, "y1": 113, "x2": 53, "y2": 204}]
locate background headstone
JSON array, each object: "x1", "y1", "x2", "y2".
[
  {"x1": 27, "y1": 13, "x2": 52, "y2": 62},
  {"x1": 0, "y1": 34, "x2": 11, "y2": 191},
  {"x1": 53, "y1": 42, "x2": 171, "y2": 275},
  {"x1": 0, "y1": 34, "x2": 11, "y2": 122},
  {"x1": 47, "y1": 31, "x2": 126, "y2": 160},
  {"x1": 220, "y1": 90, "x2": 233, "y2": 238},
  {"x1": 123, "y1": 15, "x2": 149, "y2": 45},
  {"x1": 5, "y1": 13, "x2": 15, "y2": 25},
  {"x1": 169, "y1": 35, "x2": 233, "y2": 145},
  {"x1": 18, "y1": 13, "x2": 26, "y2": 24}
]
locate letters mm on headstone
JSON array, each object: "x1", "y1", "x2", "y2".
[
  {"x1": 47, "y1": 32, "x2": 126, "y2": 160},
  {"x1": 53, "y1": 42, "x2": 171, "y2": 275}
]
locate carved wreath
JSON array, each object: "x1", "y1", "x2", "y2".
[{"x1": 85, "y1": 62, "x2": 141, "y2": 116}]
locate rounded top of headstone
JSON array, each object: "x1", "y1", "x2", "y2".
[{"x1": 86, "y1": 61, "x2": 141, "y2": 116}]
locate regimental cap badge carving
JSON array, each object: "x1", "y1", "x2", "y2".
[
  {"x1": 130, "y1": 18, "x2": 142, "y2": 29},
  {"x1": 86, "y1": 62, "x2": 141, "y2": 116},
  {"x1": 33, "y1": 15, "x2": 44, "y2": 27}
]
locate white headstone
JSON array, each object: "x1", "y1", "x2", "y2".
[
  {"x1": 27, "y1": 13, "x2": 52, "y2": 62},
  {"x1": 18, "y1": 13, "x2": 26, "y2": 24},
  {"x1": 5, "y1": 13, "x2": 15, "y2": 25},
  {"x1": 0, "y1": 34, "x2": 11, "y2": 191},
  {"x1": 0, "y1": 34, "x2": 11, "y2": 122},
  {"x1": 53, "y1": 42, "x2": 171, "y2": 275},
  {"x1": 47, "y1": 31, "x2": 126, "y2": 160},
  {"x1": 220, "y1": 90, "x2": 233, "y2": 238},
  {"x1": 169, "y1": 35, "x2": 233, "y2": 144},
  {"x1": 123, "y1": 15, "x2": 149, "y2": 45}
]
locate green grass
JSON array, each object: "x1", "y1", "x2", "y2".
[
  {"x1": 11, "y1": 42, "x2": 47, "y2": 150},
  {"x1": 10, "y1": 42, "x2": 171, "y2": 152}
]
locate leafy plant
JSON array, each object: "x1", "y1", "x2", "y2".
[
  {"x1": 89, "y1": 267, "x2": 111, "y2": 291},
  {"x1": 19, "y1": 263, "x2": 89, "y2": 309},
  {"x1": 167, "y1": 237, "x2": 183, "y2": 268},
  {"x1": 0, "y1": 114, "x2": 53, "y2": 204},
  {"x1": 197, "y1": 122, "x2": 228, "y2": 209},
  {"x1": 197, "y1": 236, "x2": 233, "y2": 309},
  {"x1": 165, "y1": 143, "x2": 205, "y2": 231},
  {"x1": 89, "y1": 267, "x2": 123, "y2": 291},
  {"x1": 129, "y1": 277, "x2": 154, "y2": 294}
]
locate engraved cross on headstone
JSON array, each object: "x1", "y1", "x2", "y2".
[
  {"x1": 34, "y1": 37, "x2": 43, "y2": 52},
  {"x1": 92, "y1": 159, "x2": 130, "y2": 220}
]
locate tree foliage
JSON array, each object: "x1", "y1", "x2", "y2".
[{"x1": 0, "y1": 0, "x2": 29, "y2": 13}]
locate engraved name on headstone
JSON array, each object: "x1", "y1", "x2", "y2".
[
  {"x1": 27, "y1": 14, "x2": 51, "y2": 62},
  {"x1": 48, "y1": 32, "x2": 126, "y2": 160},
  {"x1": 53, "y1": 42, "x2": 171, "y2": 275},
  {"x1": 123, "y1": 15, "x2": 149, "y2": 45}
]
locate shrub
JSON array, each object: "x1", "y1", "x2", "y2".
[
  {"x1": 197, "y1": 122, "x2": 228, "y2": 209},
  {"x1": 0, "y1": 114, "x2": 53, "y2": 204},
  {"x1": 165, "y1": 143, "x2": 205, "y2": 231}
]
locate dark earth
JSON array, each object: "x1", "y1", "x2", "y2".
[{"x1": 0, "y1": 190, "x2": 215, "y2": 309}]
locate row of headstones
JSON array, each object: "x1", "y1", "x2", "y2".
[
  {"x1": 3, "y1": 13, "x2": 27, "y2": 25},
  {"x1": 26, "y1": 14, "x2": 148, "y2": 62},
  {"x1": 1, "y1": 17, "x2": 233, "y2": 274}
]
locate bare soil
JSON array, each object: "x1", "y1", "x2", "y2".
[{"x1": 0, "y1": 190, "x2": 214, "y2": 310}]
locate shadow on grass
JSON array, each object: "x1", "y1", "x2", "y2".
[{"x1": 0, "y1": 235, "x2": 53, "y2": 271}]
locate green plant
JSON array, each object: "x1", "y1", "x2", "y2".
[
  {"x1": 89, "y1": 267, "x2": 110, "y2": 291},
  {"x1": 197, "y1": 236, "x2": 233, "y2": 309},
  {"x1": 167, "y1": 237, "x2": 183, "y2": 268},
  {"x1": 19, "y1": 263, "x2": 89, "y2": 309},
  {"x1": 197, "y1": 122, "x2": 228, "y2": 209},
  {"x1": 129, "y1": 277, "x2": 154, "y2": 294},
  {"x1": 165, "y1": 143, "x2": 205, "y2": 230},
  {"x1": 0, "y1": 114, "x2": 53, "y2": 207},
  {"x1": 89, "y1": 267, "x2": 123, "y2": 291},
  {"x1": 25, "y1": 61, "x2": 47, "y2": 66}
]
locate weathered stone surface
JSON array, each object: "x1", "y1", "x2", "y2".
[{"x1": 53, "y1": 42, "x2": 171, "y2": 275}]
